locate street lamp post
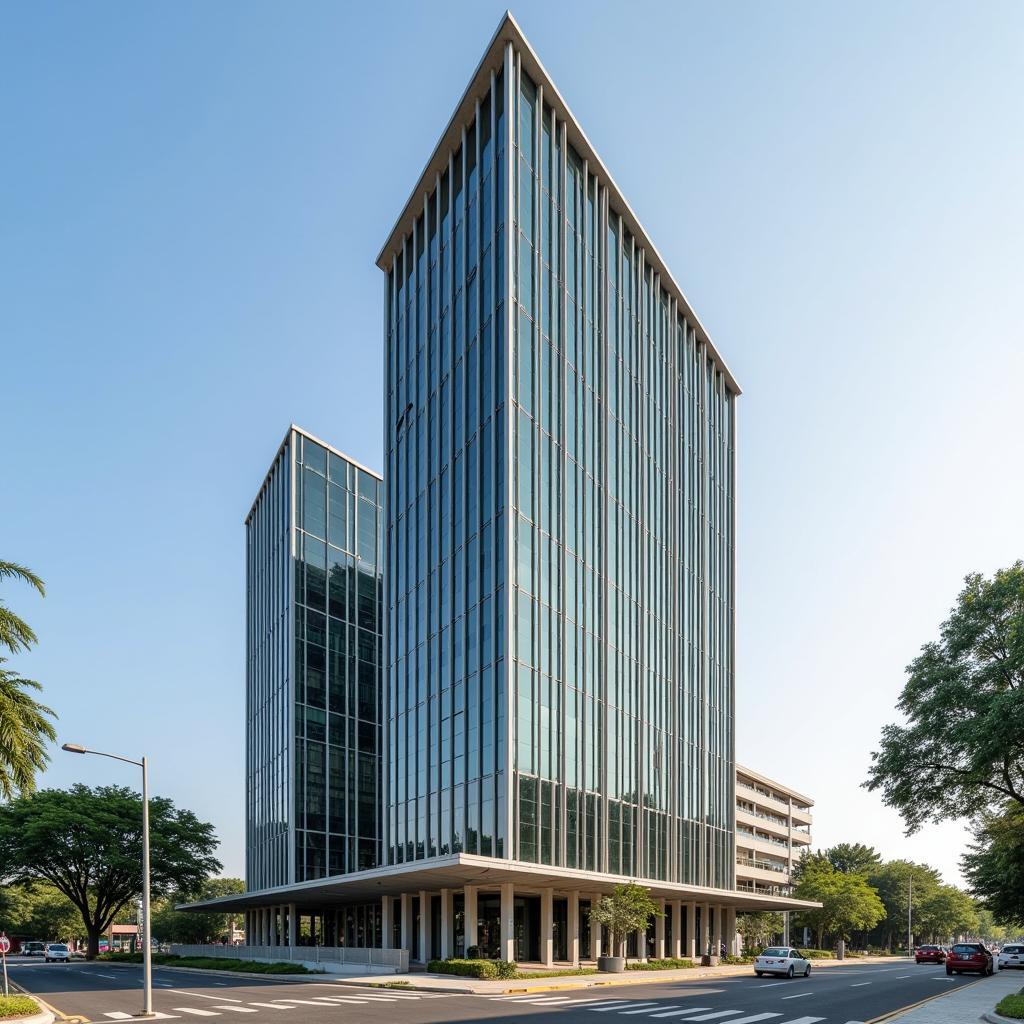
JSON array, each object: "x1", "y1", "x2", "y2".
[{"x1": 62, "y1": 743, "x2": 154, "y2": 1019}]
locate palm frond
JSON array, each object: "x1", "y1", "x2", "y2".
[
  {"x1": 0, "y1": 607, "x2": 38, "y2": 655},
  {"x1": 0, "y1": 561, "x2": 46, "y2": 597},
  {"x1": 0, "y1": 663, "x2": 58, "y2": 799}
]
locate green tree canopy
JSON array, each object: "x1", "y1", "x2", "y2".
[
  {"x1": 792, "y1": 861, "x2": 885, "y2": 949},
  {"x1": 825, "y1": 843, "x2": 883, "y2": 876},
  {"x1": 867, "y1": 860, "x2": 942, "y2": 948},
  {"x1": 865, "y1": 563, "x2": 1024, "y2": 832},
  {"x1": 153, "y1": 877, "x2": 245, "y2": 944},
  {"x1": 736, "y1": 912, "x2": 784, "y2": 951},
  {"x1": 0, "y1": 881, "x2": 81, "y2": 941},
  {"x1": 0, "y1": 785, "x2": 221, "y2": 958},
  {"x1": 962, "y1": 802, "x2": 1024, "y2": 927},
  {"x1": 587, "y1": 883, "x2": 662, "y2": 960}
]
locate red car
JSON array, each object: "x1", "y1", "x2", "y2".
[
  {"x1": 946, "y1": 942, "x2": 994, "y2": 976},
  {"x1": 915, "y1": 945, "x2": 946, "y2": 964}
]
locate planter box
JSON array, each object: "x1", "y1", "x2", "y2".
[{"x1": 598, "y1": 955, "x2": 626, "y2": 973}]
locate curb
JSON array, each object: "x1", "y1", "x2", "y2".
[{"x1": 982, "y1": 1014, "x2": 1023, "y2": 1024}]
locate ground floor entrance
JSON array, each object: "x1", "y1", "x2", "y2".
[{"x1": 243, "y1": 884, "x2": 743, "y2": 967}]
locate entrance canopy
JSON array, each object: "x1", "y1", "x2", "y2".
[{"x1": 180, "y1": 852, "x2": 820, "y2": 913}]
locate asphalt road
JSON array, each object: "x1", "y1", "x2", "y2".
[{"x1": 7, "y1": 957, "x2": 991, "y2": 1024}]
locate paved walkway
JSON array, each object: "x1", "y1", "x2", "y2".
[
  {"x1": 887, "y1": 968, "x2": 1022, "y2": 1022},
  {"x1": 338, "y1": 955, "x2": 908, "y2": 994}
]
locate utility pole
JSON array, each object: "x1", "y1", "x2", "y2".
[{"x1": 907, "y1": 872, "x2": 913, "y2": 956}]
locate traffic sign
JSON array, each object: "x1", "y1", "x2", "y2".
[{"x1": 0, "y1": 935, "x2": 10, "y2": 954}]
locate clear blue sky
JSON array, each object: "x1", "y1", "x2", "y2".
[{"x1": 3, "y1": 1, "x2": 1022, "y2": 885}]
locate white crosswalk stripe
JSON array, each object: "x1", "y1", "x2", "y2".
[
  {"x1": 104, "y1": 1014, "x2": 178, "y2": 1021},
  {"x1": 676, "y1": 1013, "x2": 745, "y2": 1021},
  {"x1": 716, "y1": 1015, "x2": 781, "y2": 1024},
  {"x1": 245, "y1": 1004, "x2": 294, "y2": 1010},
  {"x1": 214, "y1": 1009, "x2": 258, "y2": 1014},
  {"x1": 174, "y1": 1011, "x2": 221, "y2": 1018},
  {"x1": 773, "y1": 1017, "x2": 825, "y2": 1024},
  {"x1": 593, "y1": 1002, "x2": 660, "y2": 1013},
  {"x1": 648, "y1": 1011, "x2": 713, "y2": 1020},
  {"x1": 622, "y1": 1006, "x2": 687, "y2": 1016}
]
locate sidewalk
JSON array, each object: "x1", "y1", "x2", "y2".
[
  {"x1": 337, "y1": 955, "x2": 908, "y2": 995},
  {"x1": 886, "y1": 969, "x2": 1022, "y2": 1023}
]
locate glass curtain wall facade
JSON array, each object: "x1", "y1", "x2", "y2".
[
  {"x1": 382, "y1": 25, "x2": 736, "y2": 891},
  {"x1": 246, "y1": 427, "x2": 384, "y2": 891}
]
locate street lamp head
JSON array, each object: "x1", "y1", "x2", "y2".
[{"x1": 61, "y1": 743, "x2": 88, "y2": 754}]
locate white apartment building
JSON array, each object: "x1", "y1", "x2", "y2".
[{"x1": 735, "y1": 765, "x2": 813, "y2": 898}]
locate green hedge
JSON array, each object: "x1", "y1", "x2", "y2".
[
  {"x1": 427, "y1": 958, "x2": 517, "y2": 979},
  {"x1": 722, "y1": 955, "x2": 756, "y2": 964},
  {"x1": 626, "y1": 957, "x2": 695, "y2": 970},
  {"x1": 0, "y1": 995, "x2": 41, "y2": 1020},
  {"x1": 996, "y1": 994, "x2": 1024, "y2": 1020},
  {"x1": 97, "y1": 952, "x2": 311, "y2": 974},
  {"x1": 514, "y1": 967, "x2": 598, "y2": 978},
  {"x1": 803, "y1": 950, "x2": 835, "y2": 960}
]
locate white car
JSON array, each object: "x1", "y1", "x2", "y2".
[
  {"x1": 998, "y1": 944, "x2": 1024, "y2": 970},
  {"x1": 754, "y1": 946, "x2": 812, "y2": 978},
  {"x1": 44, "y1": 943, "x2": 70, "y2": 963}
]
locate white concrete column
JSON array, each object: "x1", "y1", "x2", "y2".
[
  {"x1": 541, "y1": 887, "x2": 554, "y2": 966},
  {"x1": 440, "y1": 889, "x2": 453, "y2": 960},
  {"x1": 671, "y1": 901, "x2": 682, "y2": 958},
  {"x1": 382, "y1": 896, "x2": 393, "y2": 949},
  {"x1": 686, "y1": 903, "x2": 697, "y2": 958},
  {"x1": 593, "y1": 897, "x2": 603, "y2": 959},
  {"x1": 635, "y1": 927, "x2": 646, "y2": 961},
  {"x1": 712, "y1": 904, "x2": 723, "y2": 955},
  {"x1": 464, "y1": 886, "x2": 478, "y2": 952},
  {"x1": 419, "y1": 890, "x2": 431, "y2": 962},
  {"x1": 265, "y1": 908, "x2": 273, "y2": 946},
  {"x1": 654, "y1": 898, "x2": 666, "y2": 959},
  {"x1": 500, "y1": 882, "x2": 515, "y2": 962},
  {"x1": 725, "y1": 907, "x2": 737, "y2": 956},
  {"x1": 569, "y1": 891, "x2": 580, "y2": 966},
  {"x1": 288, "y1": 904, "x2": 298, "y2": 947},
  {"x1": 400, "y1": 893, "x2": 412, "y2": 952},
  {"x1": 699, "y1": 903, "x2": 710, "y2": 956}
]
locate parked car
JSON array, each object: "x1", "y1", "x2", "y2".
[
  {"x1": 20, "y1": 941, "x2": 45, "y2": 957},
  {"x1": 915, "y1": 944, "x2": 946, "y2": 964},
  {"x1": 754, "y1": 947, "x2": 812, "y2": 978},
  {"x1": 44, "y1": 943, "x2": 70, "y2": 964},
  {"x1": 998, "y1": 944, "x2": 1024, "y2": 970},
  {"x1": 946, "y1": 942, "x2": 994, "y2": 976}
]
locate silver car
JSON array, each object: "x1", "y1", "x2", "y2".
[
  {"x1": 998, "y1": 944, "x2": 1024, "y2": 970},
  {"x1": 44, "y1": 943, "x2": 70, "y2": 963},
  {"x1": 754, "y1": 946, "x2": 812, "y2": 978}
]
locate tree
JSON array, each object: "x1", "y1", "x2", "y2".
[
  {"x1": 865, "y1": 563, "x2": 1024, "y2": 833},
  {"x1": 916, "y1": 884, "x2": 977, "y2": 942},
  {"x1": 792, "y1": 861, "x2": 885, "y2": 949},
  {"x1": 152, "y1": 878, "x2": 244, "y2": 944},
  {"x1": 736, "y1": 912, "x2": 783, "y2": 951},
  {"x1": 825, "y1": 843, "x2": 882, "y2": 876},
  {"x1": 867, "y1": 860, "x2": 942, "y2": 949},
  {"x1": 963, "y1": 802, "x2": 1024, "y2": 927},
  {"x1": 587, "y1": 883, "x2": 662, "y2": 961},
  {"x1": 0, "y1": 881, "x2": 81, "y2": 941},
  {"x1": 0, "y1": 561, "x2": 56, "y2": 797},
  {"x1": 0, "y1": 561, "x2": 45, "y2": 656},
  {"x1": 0, "y1": 659, "x2": 56, "y2": 798},
  {"x1": 0, "y1": 785, "x2": 221, "y2": 958}
]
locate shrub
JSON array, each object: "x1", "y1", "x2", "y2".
[
  {"x1": 995, "y1": 994, "x2": 1024, "y2": 1020},
  {"x1": 427, "y1": 958, "x2": 517, "y2": 979},
  {"x1": 466, "y1": 945, "x2": 481, "y2": 959},
  {"x1": 514, "y1": 967, "x2": 598, "y2": 978},
  {"x1": 722, "y1": 955, "x2": 756, "y2": 964},
  {"x1": 494, "y1": 959, "x2": 518, "y2": 979},
  {"x1": 0, "y1": 995, "x2": 42, "y2": 1020},
  {"x1": 802, "y1": 950, "x2": 835, "y2": 960},
  {"x1": 626, "y1": 957, "x2": 695, "y2": 970}
]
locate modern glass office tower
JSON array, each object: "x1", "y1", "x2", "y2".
[
  {"x1": 194, "y1": 14, "x2": 813, "y2": 967},
  {"x1": 245, "y1": 426, "x2": 383, "y2": 906}
]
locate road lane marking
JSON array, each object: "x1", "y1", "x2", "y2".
[
  {"x1": 675, "y1": 1013, "x2": 744, "y2": 1021},
  {"x1": 593, "y1": 1004, "x2": 659, "y2": 1013},
  {"x1": 621, "y1": 1006, "x2": 683, "y2": 1016},
  {"x1": 780, "y1": 992, "x2": 814, "y2": 999},
  {"x1": 170, "y1": 990, "x2": 243, "y2": 1002},
  {"x1": 931, "y1": 977, "x2": 956, "y2": 982},
  {"x1": 246, "y1": 1003, "x2": 295, "y2": 1010},
  {"x1": 772, "y1": 1018, "x2": 824, "y2": 1024},
  {"x1": 214, "y1": 1009, "x2": 258, "y2": 1014},
  {"x1": 756, "y1": 982, "x2": 788, "y2": 988},
  {"x1": 648, "y1": 1011, "x2": 712, "y2": 1020},
  {"x1": 850, "y1": 982, "x2": 872, "y2": 987},
  {"x1": 174, "y1": 1010, "x2": 221, "y2": 1018},
  {"x1": 720, "y1": 1016, "x2": 782, "y2": 1024},
  {"x1": 104, "y1": 1015, "x2": 134, "y2": 1020},
  {"x1": 525, "y1": 997, "x2": 575, "y2": 1003}
]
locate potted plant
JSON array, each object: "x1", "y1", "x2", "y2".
[{"x1": 588, "y1": 883, "x2": 662, "y2": 973}]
